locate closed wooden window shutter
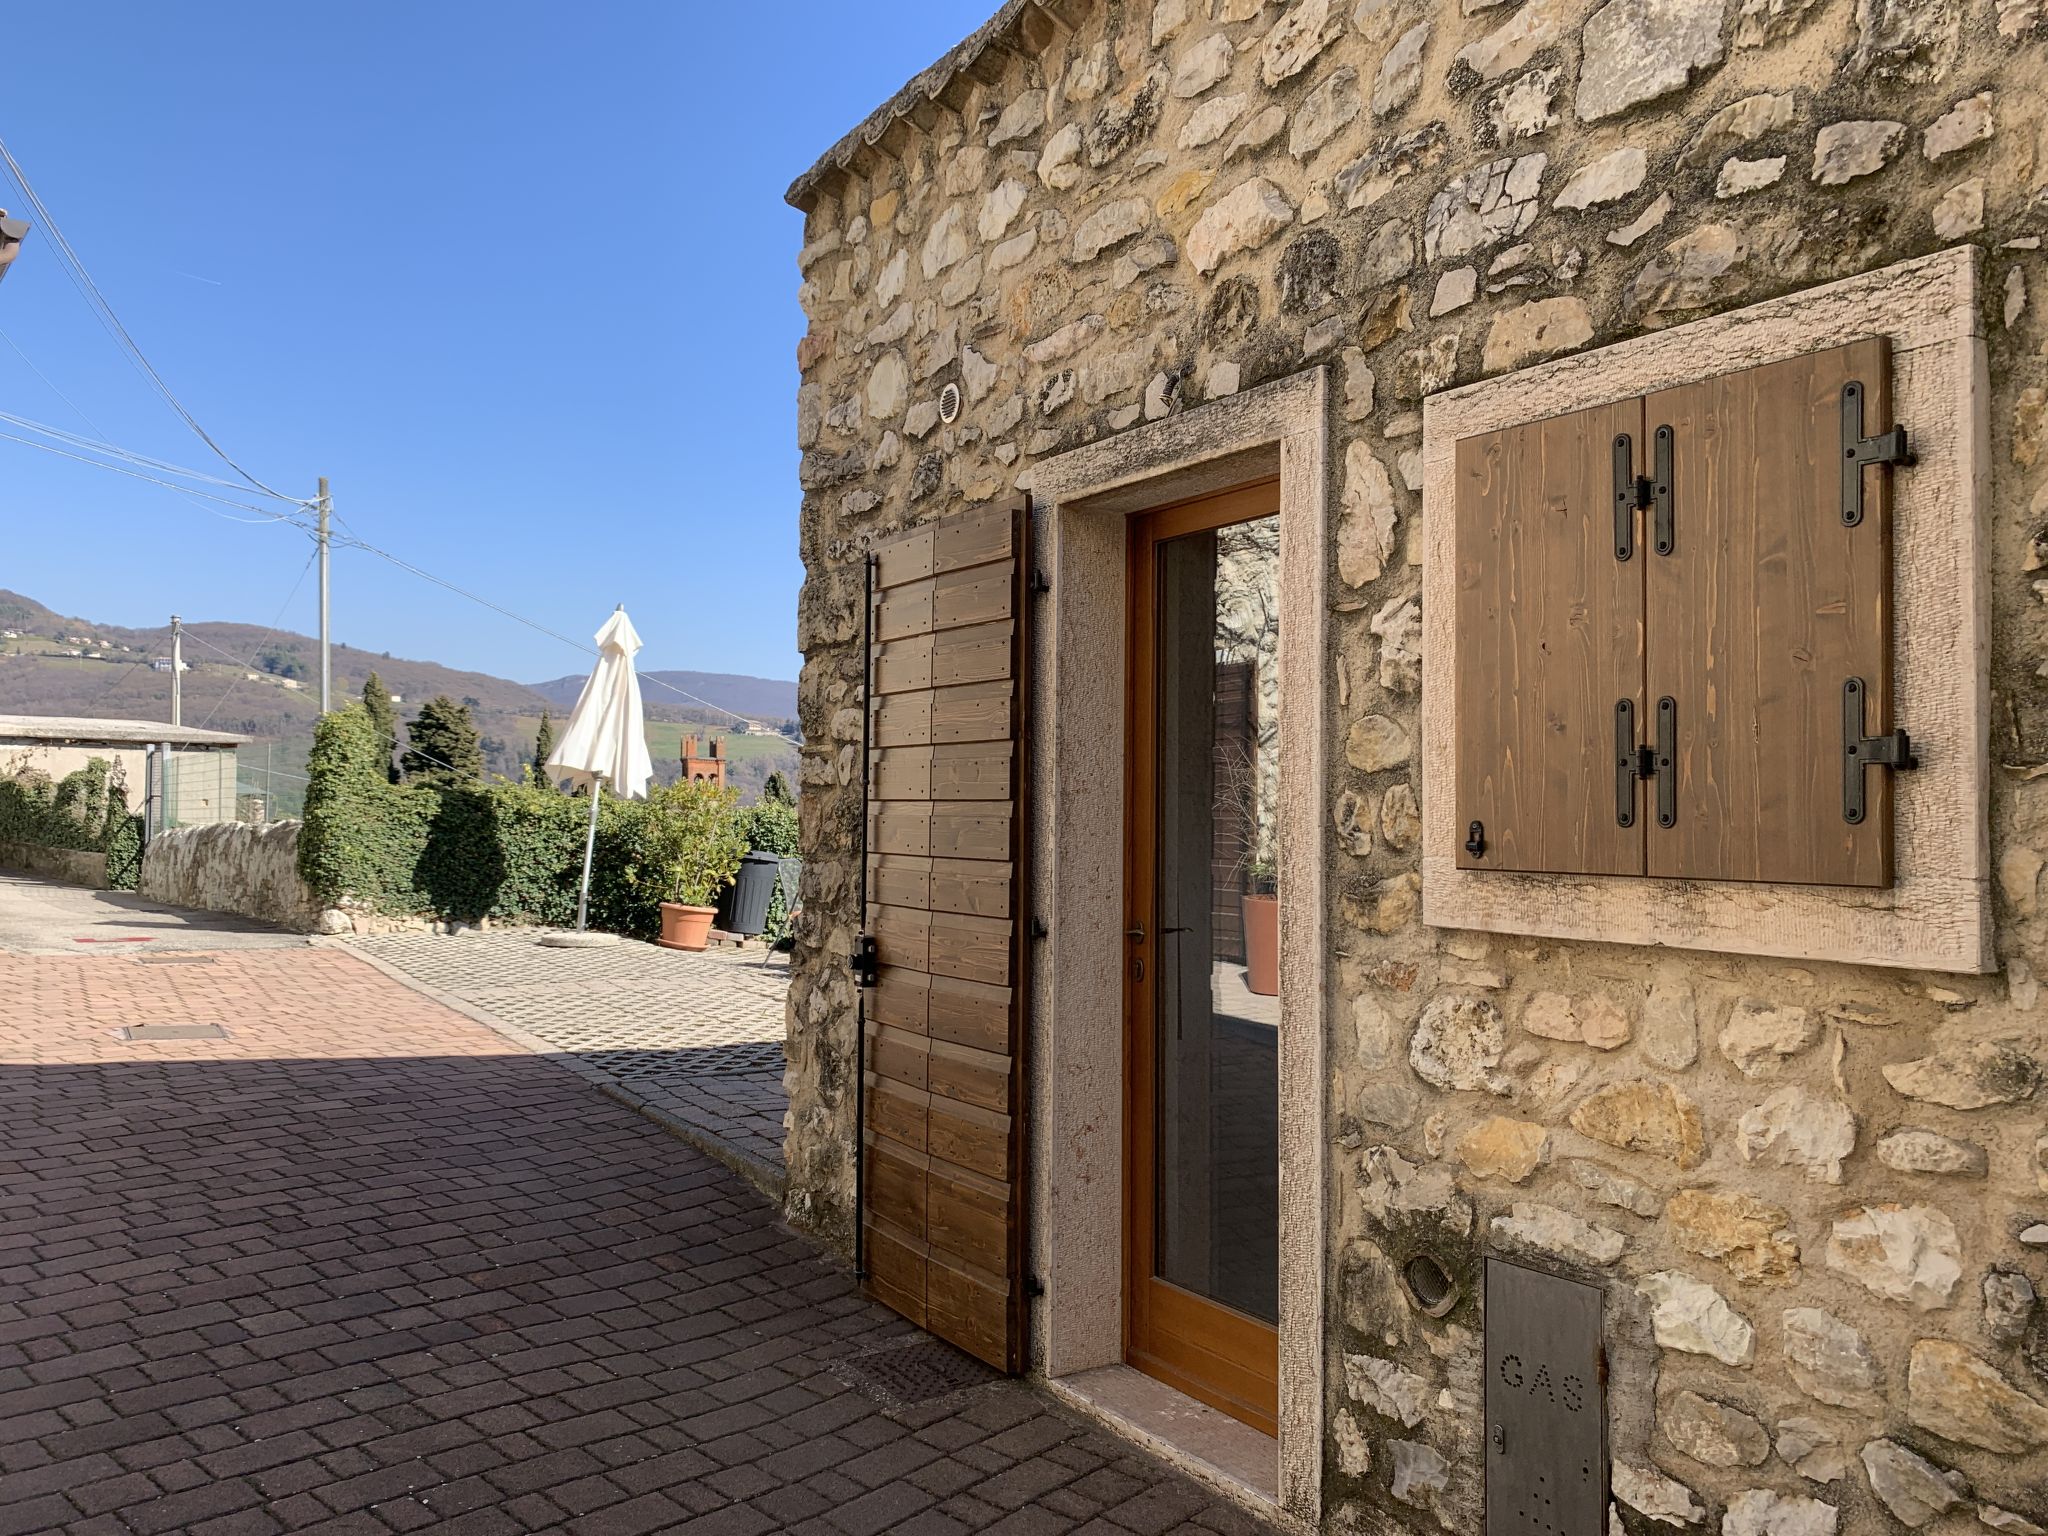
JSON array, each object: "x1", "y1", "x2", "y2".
[
  {"x1": 1645, "y1": 339, "x2": 1894, "y2": 886},
  {"x1": 1454, "y1": 399, "x2": 1648, "y2": 876},
  {"x1": 862, "y1": 497, "x2": 1029, "y2": 1371}
]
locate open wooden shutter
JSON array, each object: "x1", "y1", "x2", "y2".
[
  {"x1": 1645, "y1": 340, "x2": 1894, "y2": 886},
  {"x1": 862, "y1": 497, "x2": 1029, "y2": 1371},
  {"x1": 1454, "y1": 399, "x2": 1647, "y2": 876}
]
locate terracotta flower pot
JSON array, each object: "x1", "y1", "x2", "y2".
[
  {"x1": 1241, "y1": 892, "x2": 1279, "y2": 997},
  {"x1": 657, "y1": 902, "x2": 717, "y2": 952}
]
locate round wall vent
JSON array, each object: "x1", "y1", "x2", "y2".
[
  {"x1": 938, "y1": 382, "x2": 962, "y2": 424},
  {"x1": 1400, "y1": 1252, "x2": 1461, "y2": 1318}
]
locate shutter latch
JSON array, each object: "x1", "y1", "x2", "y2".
[
  {"x1": 850, "y1": 933, "x2": 880, "y2": 988},
  {"x1": 1842, "y1": 676, "x2": 1917, "y2": 824},
  {"x1": 1841, "y1": 380, "x2": 1914, "y2": 527}
]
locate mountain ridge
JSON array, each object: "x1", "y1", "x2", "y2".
[
  {"x1": 0, "y1": 589, "x2": 795, "y2": 724},
  {"x1": 0, "y1": 589, "x2": 798, "y2": 811}
]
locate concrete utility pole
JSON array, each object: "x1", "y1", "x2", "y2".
[
  {"x1": 169, "y1": 614, "x2": 183, "y2": 726},
  {"x1": 317, "y1": 476, "x2": 331, "y2": 714}
]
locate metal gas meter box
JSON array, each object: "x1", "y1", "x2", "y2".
[{"x1": 1484, "y1": 1257, "x2": 1608, "y2": 1536}]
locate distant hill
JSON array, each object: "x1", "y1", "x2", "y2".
[
  {"x1": 0, "y1": 589, "x2": 799, "y2": 812},
  {"x1": 528, "y1": 669, "x2": 797, "y2": 723}
]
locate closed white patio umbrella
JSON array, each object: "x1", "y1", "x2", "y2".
[{"x1": 542, "y1": 606, "x2": 655, "y2": 941}]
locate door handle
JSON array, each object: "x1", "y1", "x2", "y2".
[{"x1": 1125, "y1": 924, "x2": 1146, "y2": 943}]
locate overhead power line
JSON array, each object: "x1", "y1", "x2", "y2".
[
  {"x1": 190, "y1": 550, "x2": 322, "y2": 730},
  {"x1": 0, "y1": 407, "x2": 308, "y2": 500},
  {"x1": 0, "y1": 428, "x2": 306, "y2": 523},
  {"x1": 0, "y1": 140, "x2": 763, "y2": 730},
  {"x1": 0, "y1": 133, "x2": 299, "y2": 503},
  {"x1": 326, "y1": 531, "x2": 759, "y2": 726}
]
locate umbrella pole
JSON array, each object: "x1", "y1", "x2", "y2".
[{"x1": 575, "y1": 778, "x2": 603, "y2": 932}]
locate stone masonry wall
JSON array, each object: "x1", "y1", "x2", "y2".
[
  {"x1": 138, "y1": 819, "x2": 322, "y2": 933},
  {"x1": 785, "y1": 0, "x2": 2048, "y2": 1529}
]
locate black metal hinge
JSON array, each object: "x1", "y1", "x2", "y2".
[
  {"x1": 850, "y1": 933, "x2": 880, "y2": 988},
  {"x1": 1842, "y1": 677, "x2": 1918, "y2": 824},
  {"x1": 1614, "y1": 700, "x2": 1640, "y2": 827},
  {"x1": 1652, "y1": 697, "x2": 1676, "y2": 828},
  {"x1": 1612, "y1": 435, "x2": 1642, "y2": 562},
  {"x1": 1841, "y1": 380, "x2": 1914, "y2": 527},
  {"x1": 1616, "y1": 698, "x2": 1676, "y2": 829},
  {"x1": 1649, "y1": 424, "x2": 1674, "y2": 557},
  {"x1": 1612, "y1": 428, "x2": 1674, "y2": 561},
  {"x1": 1465, "y1": 821, "x2": 1487, "y2": 858}
]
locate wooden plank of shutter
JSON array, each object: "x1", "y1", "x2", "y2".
[
  {"x1": 1454, "y1": 399, "x2": 1648, "y2": 875},
  {"x1": 1646, "y1": 339, "x2": 1892, "y2": 886},
  {"x1": 875, "y1": 636, "x2": 935, "y2": 695},
  {"x1": 860, "y1": 497, "x2": 1030, "y2": 1372},
  {"x1": 932, "y1": 743, "x2": 1012, "y2": 801}
]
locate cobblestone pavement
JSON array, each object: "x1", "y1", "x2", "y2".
[
  {"x1": 348, "y1": 933, "x2": 790, "y2": 1194},
  {"x1": 0, "y1": 945, "x2": 1280, "y2": 1536}
]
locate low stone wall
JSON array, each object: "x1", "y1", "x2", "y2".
[
  {"x1": 139, "y1": 820, "x2": 322, "y2": 932},
  {"x1": 0, "y1": 841, "x2": 109, "y2": 889}
]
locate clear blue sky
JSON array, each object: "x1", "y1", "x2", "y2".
[{"x1": 1, "y1": 2, "x2": 992, "y2": 684}]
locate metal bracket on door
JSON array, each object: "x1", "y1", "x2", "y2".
[
  {"x1": 1653, "y1": 697, "x2": 1677, "y2": 829},
  {"x1": 1649, "y1": 424, "x2": 1675, "y2": 556},
  {"x1": 1611, "y1": 435, "x2": 1641, "y2": 562},
  {"x1": 1842, "y1": 677, "x2": 1918, "y2": 824},
  {"x1": 1840, "y1": 380, "x2": 1914, "y2": 527},
  {"x1": 1615, "y1": 700, "x2": 1674, "y2": 828},
  {"x1": 1614, "y1": 701, "x2": 1640, "y2": 828},
  {"x1": 1612, "y1": 430, "x2": 1674, "y2": 561}
]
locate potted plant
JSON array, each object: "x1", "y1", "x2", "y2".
[
  {"x1": 1217, "y1": 737, "x2": 1281, "y2": 997},
  {"x1": 1241, "y1": 856, "x2": 1279, "y2": 997},
  {"x1": 642, "y1": 778, "x2": 749, "y2": 951}
]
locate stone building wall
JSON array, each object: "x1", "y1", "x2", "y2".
[{"x1": 784, "y1": 0, "x2": 2048, "y2": 1529}]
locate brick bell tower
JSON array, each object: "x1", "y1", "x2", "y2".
[{"x1": 679, "y1": 734, "x2": 727, "y2": 786}]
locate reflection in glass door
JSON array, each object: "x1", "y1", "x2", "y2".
[{"x1": 1125, "y1": 482, "x2": 1280, "y2": 1437}]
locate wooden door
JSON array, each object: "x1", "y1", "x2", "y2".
[
  {"x1": 1125, "y1": 482, "x2": 1281, "y2": 1437},
  {"x1": 1454, "y1": 399, "x2": 1648, "y2": 876},
  {"x1": 862, "y1": 497, "x2": 1029, "y2": 1371},
  {"x1": 1645, "y1": 339, "x2": 1894, "y2": 885}
]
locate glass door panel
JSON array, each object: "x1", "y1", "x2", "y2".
[
  {"x1": 1125, "y1": 484, "x2": 1281, "y2": 1437},
  {"x1": 1152, "y1": 518, "x2": 1280, "y2": 1322}
]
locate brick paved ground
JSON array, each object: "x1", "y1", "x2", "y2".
[
  {"x1": 348, "y1": 934, "x2": 789, "y2": 1193},
  {"x1": 0, "y1": 945, "x2": 1280, "y2": 1536}
]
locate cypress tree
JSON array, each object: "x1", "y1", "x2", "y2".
[
  {"x1": 761, "y1": 770, "x2": 794, "y2": 805},
  {"x1": 401, "y1": 695, "x2": 484, "y2": 784},
  {"x1": 531, "y1": 710, "x2": 557, "y2": 788},
  {"x1": 362, "y1": 672, "x2": 400, "y2": 783}
]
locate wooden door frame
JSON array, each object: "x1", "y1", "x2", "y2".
[
  {"x1": 1021, "y1": 365, "x2": 1330, "y2": 1525},
  {"x1": 1123, "y1": 480, "x2": 1283, "y2": 1437}
]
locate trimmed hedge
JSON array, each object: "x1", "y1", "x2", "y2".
[
  {"x1": 0, "y1": 758, "x2": 144, "y2": 888},
  {"x1": 300, "y1": 705, "x2": 773, "y2": 938}
]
